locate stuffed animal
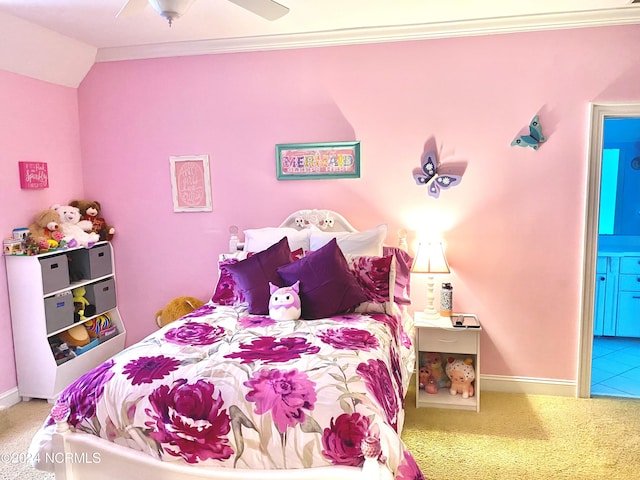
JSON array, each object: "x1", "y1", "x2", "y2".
[
  {"x1": 51, "y1": 204, "x2": 100, "y2": 248},
  {"x1": 445, "y1": 357, "x2": 475, "y2": 399},
  {"x1": 425, "y1": 351, "x2": 450, "y2": 389},
  {"x1": 418, "y1": 366, "x2": 438, "y2": 394},
  {"x1": 155, "y1": 296, "x2": 205, "y2": 328},
  {"x1": 268, "y1": 281, "x2": 301, "y2": 321},
  {"x1": 72, "y1": 286, "x2": 95, "y2": 322},
  {"x1": 85, "y1": 314, "x2": 112, "y2": 338},
  {"x1": 60, "y1": 324, "x2": 90, "y2": 348},
  {"x1": 25, "y1": 209, "x2": 66, "y2": 254},
  {"x1": 69, "y1": 200, "x2": 115, "y2": 242}
]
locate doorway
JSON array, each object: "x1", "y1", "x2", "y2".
[{"x1": 578, "y1": 102, "x2": 640, "y2": 399}]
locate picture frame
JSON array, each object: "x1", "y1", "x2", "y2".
[
  {"x1": 169, "y1": 154, "x2": 212, "y2": 212},
  {"x1": 275, "y1": 141, "x2": 360, "y2": 180}
]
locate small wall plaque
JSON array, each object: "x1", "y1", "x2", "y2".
[{"x1": 19, "y1": 162, "x2": 49, "y2": 189}]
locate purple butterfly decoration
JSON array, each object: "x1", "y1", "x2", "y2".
[{"x1": 412, "y1": 151, "x2": 461, "y2": 198}]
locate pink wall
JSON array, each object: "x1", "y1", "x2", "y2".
[
  {"x1": 3, "y1": 24, "x2": 640, "y2": 397},
  {"x1": 0, "y1": 70, "x2": 84, "y2": 394},
  {"x1": 76, "y1": 24, "x2": 640, "y2": 382}
]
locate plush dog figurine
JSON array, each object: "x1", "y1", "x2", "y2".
[
  {"x1": 445, "y1": 357, "x2": 476, "y2": 399},
  {"x1": 268, "y1": 281, "x2": 301, "y2": 321},
  {"x1": 155, "y1": 296, "x2": 205, "y2": 328}
]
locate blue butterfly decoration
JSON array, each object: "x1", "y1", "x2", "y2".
[
  {"x1": 412, "y1": 151, "x2": 461, "y2": 198},
  {"x1": 511, "y1": 115, "x2": 546, "y2": 150}
]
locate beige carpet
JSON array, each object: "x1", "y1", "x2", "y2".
[
  {"x1": 2, "y1": 387, "x2": 640, "y2": 480},
  {"x1": 0, "y1": 400, "x2": 53, "y2": 480},
  {"x1": 402, "y1": 383, "x2": 640, "y2": 480}
]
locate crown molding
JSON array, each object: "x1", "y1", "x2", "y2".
[{"x1": 96, "y1": 6, "x2": 640, "y2": 62}]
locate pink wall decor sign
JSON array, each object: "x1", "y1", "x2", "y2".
[
  {"x1": 18, "y1": 161, "x2": 49, "y2": 189},
  {"x1": 169, "y1": 154, "x2": 212, "y2": 212}
]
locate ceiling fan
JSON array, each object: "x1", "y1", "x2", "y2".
[{"x1": 117, "y1": 0, "x2": 289, "y2": 26}]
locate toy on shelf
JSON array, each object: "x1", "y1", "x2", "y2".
[
  {"x1": 60, "y1": 324, "x2": 90, "y2": 348},
  {"x1": 445, "y1": 357, "x2": 475, "y2": 399},
  {"x1": 69, "y1": 200, "x2": 115, "y2": 242},
  {"x1": 85, "y1": 314, "x2": 112, "y2": 338},
  {"x1": 72, "y1": 286, "x2": 95, "y2": 322},
  {"x1": 418, "y1": 365, "x2": 438, "y2": 394},
  {"x1": 423, "y1": 351, "x2": 450, "y2": 390},
  {"x1": 155, "y1": 296, "x2": 205, "y2": 328},
  {"x1": 51, "y1": 204, "x2": 100, "y2": 248},
  {"x1": 24, "y1": 209, "x2": 66, "y2": 254}
]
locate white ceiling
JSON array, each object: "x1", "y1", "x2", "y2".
[{"x1": 0, "y1": 0, "x2": 639, "y2": 87}]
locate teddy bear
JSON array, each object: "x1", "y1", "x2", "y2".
[
  {"x1": 25, "y1": 209, "x2": 66, "y2": 254},
  {"x1": 268, "y1": 281, "x2": 301, "y2": 321},
  {"x1": 424, "y1": 351, "x2": 451, "y2": 389},
  {"x1": 155, "y1": 296, "x2": 205, "y2": 328},
  {"x1": 69, "y1": 200, "x2": 115, "y2": 242},
  {"x1": 51, "y1": 204, "x2": 100, "y2": 248},
  {"x1": 445, "y1": 357, "x2": 475, "y2": 399}
]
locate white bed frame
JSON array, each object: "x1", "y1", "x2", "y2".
[
  {"x1": 230, "y1": 208, "x2": 407, "y2": 252},
  {"x1": 48, "y1": 209, "x2": 402, "y2": 480}
]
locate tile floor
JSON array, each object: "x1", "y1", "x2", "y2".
[{"x1": 591, "y1": 336, "x2": 640, "y2": 398}]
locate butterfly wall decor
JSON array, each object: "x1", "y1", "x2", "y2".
[
  {"x1": 412, "y1": 150, "x2": 461, "y2": 198},
  {"x1": 511, "y1": 115, "x2": 546, "y2": 150}
]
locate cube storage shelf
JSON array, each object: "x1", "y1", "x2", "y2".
[
  {"x1": 414, "y1": 312, "x2": 481, "y2": 412},
  {"x1": 5, "y1": 242, "x2": 126, "y2": 402}
]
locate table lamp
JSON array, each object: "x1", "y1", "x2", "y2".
[{"x1": 411, "y1": 241, "x2": 450, "y2": 319}]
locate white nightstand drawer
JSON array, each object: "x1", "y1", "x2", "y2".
[{"x1": 418, "y1": 328, "x2": 477, "y2": 354}]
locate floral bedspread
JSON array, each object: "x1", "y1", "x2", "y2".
[{"x1": 31, "y1": 303, "x2": 423, "y2": 479}]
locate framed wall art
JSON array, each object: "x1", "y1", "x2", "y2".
[
  {"x1": 18, "y1": 161, "x2": 49, "y2": 189},
  {"x1": 169, "y1": 154, "x2": 212, "y2": 212},
  {"x1": 275, "y1": 141, "x2": 360, "y2": 180}
]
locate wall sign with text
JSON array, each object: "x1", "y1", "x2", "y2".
[
  {"x1": 169, "y1": 155, "x2": 212, "y2": 212},
  {"x1": 276, "y1": 141, "x2": 360, "y2": 180},
  {"x1": 19, "y1": 162, "x2": 49, "y2": 189}
]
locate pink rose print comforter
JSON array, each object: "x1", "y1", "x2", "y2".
[{"x1": 31, "y1": 303, "x2": 423, "y2": 479}]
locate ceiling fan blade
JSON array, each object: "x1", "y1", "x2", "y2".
[
  {"x1": 227, "y1": 0, "x2": 289, "y2": 21},
  {"x1": 116, "y1": 0, "x2": 149, "y2": 18}
]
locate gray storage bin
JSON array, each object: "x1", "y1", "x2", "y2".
[
  {"x1": 45, "y1": 291, "x2": 74, "y2": 334},
  {"x1": 86, "y1": 278, "x2": 116, "y2": 315},
  {"x1": 40, "y1": 254, "x2": 70, "y2": 294},
  {"x1": 68, "y1": 244, "x2": 112, "y2": 281}
]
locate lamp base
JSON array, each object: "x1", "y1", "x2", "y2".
[{"x1": 422, "y1": 307, "x2": 441, "y2": 320}]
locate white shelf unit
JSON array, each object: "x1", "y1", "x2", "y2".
[
  {"x1": 414, "y1": 312, "x2": 481, "y2": 412},
  {"x1": 5, "y1": 242, "x2": 126, "y2": 402}
]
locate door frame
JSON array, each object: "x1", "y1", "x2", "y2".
[{"x1": 577, "y1": 101, "x2": 640, "y2": 398}]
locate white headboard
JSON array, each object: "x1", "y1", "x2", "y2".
[
  {"x1": 229, "y1": 209, "x2": 406, "y2": 252},
  {"x1": 279, "y1": 209, "x2": 357, "y2": 232}
]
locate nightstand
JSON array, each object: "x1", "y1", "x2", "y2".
[{"x1": 414, "y1": 312, "x2": 481, "y2": 411}]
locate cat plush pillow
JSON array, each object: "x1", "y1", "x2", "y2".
[{"x1": 268, "y1": 281, "x2": 301, "y2": 321}]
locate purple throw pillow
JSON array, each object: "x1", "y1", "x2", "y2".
[
  {"x1": 226, "y1": 237, "x2": 292, "y2": 314},
  {"x1": 277, "y1": 238, "x2": 368, "y2": 320}
]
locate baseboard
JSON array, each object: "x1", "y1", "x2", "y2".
[
  {"x1": 0, "y1": 387, "x2": 21, "y2": 410},
  {"x1": 481, "y1": 374, "x2": 577, "y2": 397}
]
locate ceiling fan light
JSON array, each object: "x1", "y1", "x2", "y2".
[{"x1": 149, "y1": 0, "x2": 195, "y2": 25}]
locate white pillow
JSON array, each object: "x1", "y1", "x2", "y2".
[
  {"x1": 309, "y1": 224, "x2": 387, "y2": 256},
  {"x1": 243, "y1": 227, "x2": 311, "y2": 252}
]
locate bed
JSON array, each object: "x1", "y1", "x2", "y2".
[{"x1": 29, "y1": 209, "x2": 422, "y2": 480}]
